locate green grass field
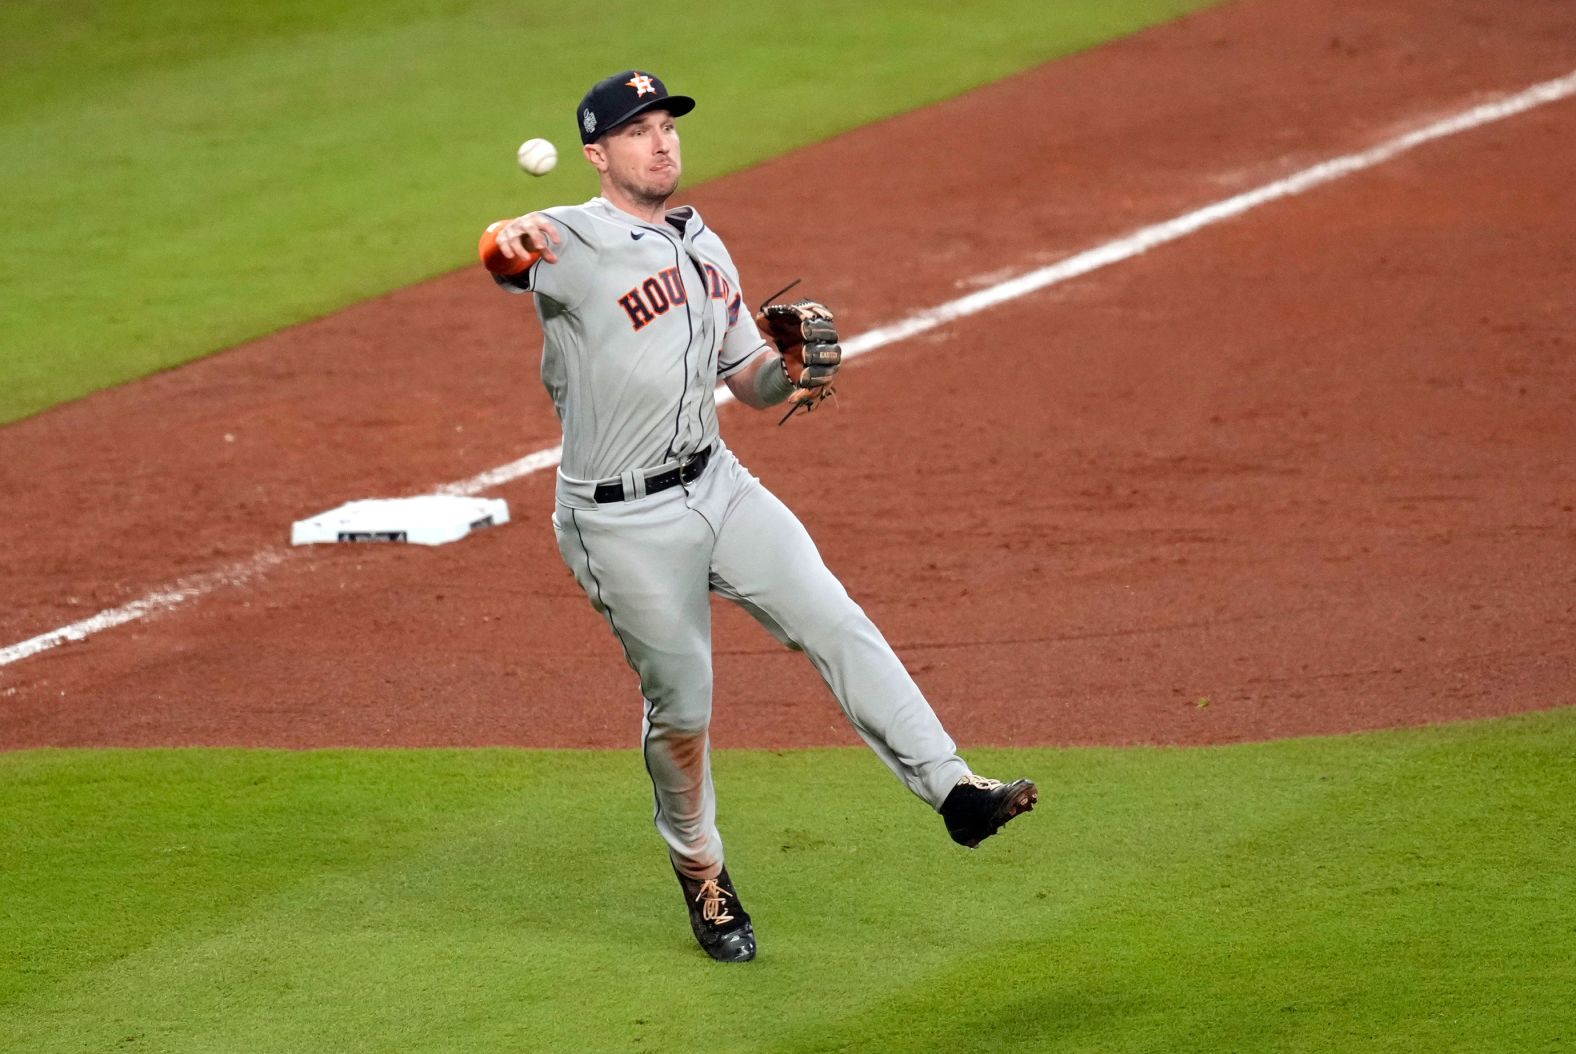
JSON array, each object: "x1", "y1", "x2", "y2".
[
  {"x1": 4, "y1": 710, "x2": 1572, "y2": 1052},
  {"x1": 0, "y1": 0, "x2": 1222, "y2": 424}
]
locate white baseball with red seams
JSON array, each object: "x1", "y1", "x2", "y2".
[{"x1": 516, "y1": 137, "x2": 557, "y2": 176}]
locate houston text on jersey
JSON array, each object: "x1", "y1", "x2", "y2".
[{"x1": 618, "y1": 263, "x2": 743, "y2": 331}]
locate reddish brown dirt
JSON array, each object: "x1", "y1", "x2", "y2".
[{"x1": 2, "y1": 0, "x2": 1573, "y2": 751}]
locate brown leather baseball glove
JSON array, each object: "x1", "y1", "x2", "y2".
[{"x1": 756, "y1": 299, "x2": 842, "y2": 422}]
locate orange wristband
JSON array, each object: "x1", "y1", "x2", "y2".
[{"x1": 479, "y1": 221, "x2": 540, "y2": 276}]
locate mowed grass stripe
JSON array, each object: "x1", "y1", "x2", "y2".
[
  {"x1": 0, "y1": 0, "x2": 1223, "y2": 424},
  {"x1": 3, "y1": 710, "x2": 1573, "y2": 1052}
]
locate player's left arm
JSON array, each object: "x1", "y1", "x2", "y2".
[
  {"x1": 725, "y1": 299, "x2": 842, "y2": 413},
  {"x1": 725, "y1": 350, "x2": 795, "y2": 410},
  {"x1": 720, "y1": 302, "x2": 804, "y2": 410},
  {"x1": 717, "y1": 282, "x2": 783, "y2": 409}
]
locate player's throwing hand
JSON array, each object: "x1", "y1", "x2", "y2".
[{"x1": 495, "y1": 213, "x2": 563, "y2": 264}]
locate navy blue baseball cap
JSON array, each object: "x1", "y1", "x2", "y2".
[{"x1": 578, "y1": 70, "x2": 695, "y2": 145}]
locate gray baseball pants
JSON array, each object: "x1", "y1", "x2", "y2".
[{"x1": 553, "y1": 444, "x2": 970, "y2": 879}]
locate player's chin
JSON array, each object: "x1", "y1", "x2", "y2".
[{"x1": 647, "y1": 167, "x2": 681, "y2": 196}]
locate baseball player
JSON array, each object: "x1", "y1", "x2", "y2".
[{"x1": 480, "y1": 70, "x2": 1037, "y2": 963}]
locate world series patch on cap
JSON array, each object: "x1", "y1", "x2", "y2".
[{"x1": 578, "y1": 70, "x2": 696, "y2": 144}]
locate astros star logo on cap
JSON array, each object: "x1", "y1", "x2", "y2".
[{"x1": 626, "y1": 72, "x2": 656, "y2": 97}]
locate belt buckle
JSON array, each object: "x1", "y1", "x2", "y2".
[{"x1": 678, "y1": 445, "x2": 707, "y2": 483}]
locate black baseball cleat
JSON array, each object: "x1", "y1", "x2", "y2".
[
  {"x1": 940, "y1": 775, "x2": 1039, "y2": 848},
  {"x1": 673, "y1": 864, "x2": 756, "y2": 962}
]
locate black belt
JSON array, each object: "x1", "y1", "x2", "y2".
[{"x1": 593, "y1": 444, "x2": 713, "y2": 504}]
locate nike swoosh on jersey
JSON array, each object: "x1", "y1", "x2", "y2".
[{"x1": 631, "y1": 231, "x2": 646, "y2": 240}]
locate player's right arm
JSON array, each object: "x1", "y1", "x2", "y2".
[{"x1": 479, "y1": 209, "x2": 596, "y2": 306}]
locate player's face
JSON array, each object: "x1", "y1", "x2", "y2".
[{"x1": 588, "y1": 110, "x2": 683, "y2": 206}]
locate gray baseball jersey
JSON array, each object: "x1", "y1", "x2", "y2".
[
  {"x1": 495, "y1": 197, "x2": 971, "y2": 882},
  {"x1": 496, "y1": 196, "x2": 766, "y2": 481}
]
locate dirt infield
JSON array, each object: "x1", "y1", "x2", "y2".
[{"x1": 2, "y1": 0, "x2": 1573, "y2": 751}]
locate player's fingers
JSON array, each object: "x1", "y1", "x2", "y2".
[
  {"x1": 499, "y1": 220, "x2": 532, "y2": 259},
  {"x1": 520, "y1": 221, "x2": 559, "y2": 263},
  {"x1": 531, "y1": 233, "x2": 558, "y2": 263}
]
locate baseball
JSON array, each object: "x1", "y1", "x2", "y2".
[{"x1": 517, "y1": 138, "x2": 557, "y2": 177}]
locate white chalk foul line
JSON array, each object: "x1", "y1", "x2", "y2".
[
  {"x1": 0, "y1": 551, "x2": 292, "y2": 667},
  {"x1": 5, "y1": 67, "x2": 1575, "y2": 670},
  {"x1": 441, "y1": 445, "x2": 563, "y2": 497}
]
